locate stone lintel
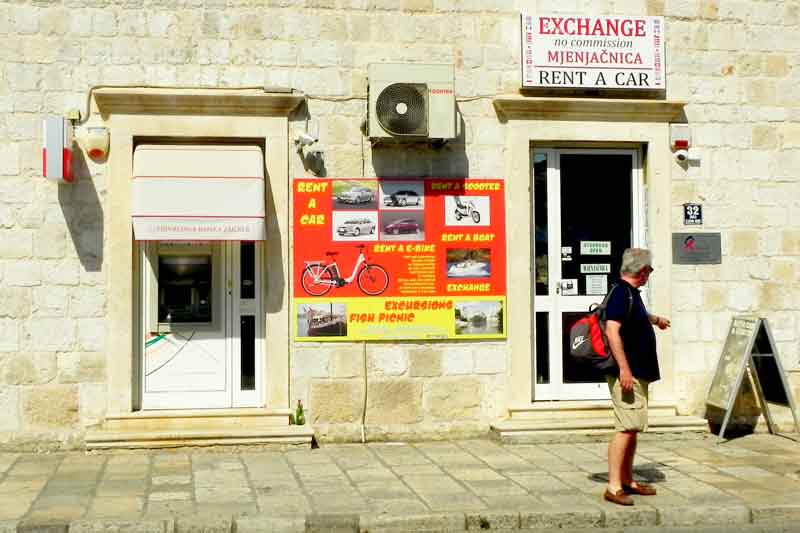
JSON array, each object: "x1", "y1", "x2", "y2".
[
  {"x1": 493, "y1": 95, "x2": 687, "y2": 123},
  {"x1": 94, "y1": 87, "x2": 306, "y2": 117}
]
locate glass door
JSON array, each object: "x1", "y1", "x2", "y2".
[
  {"x1": 532, "y1": 149, "x2": 643, "y2": 400},
  {"x1": 140, "y1": 242, "x2": 263, "y2": 409}
]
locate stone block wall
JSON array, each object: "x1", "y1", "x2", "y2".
[
  {"x1": 666, "y1": 0, "x2": 800, "y2": 415},
  {"x1": 0, "y1": 3, "x2": 109, "y2": 443},
  {"x1": 0, "y1": 0, "x2": 797, "y2": 445},
  {"x1": 293, "y1": 343, "x2": 507, "y2": 441}
]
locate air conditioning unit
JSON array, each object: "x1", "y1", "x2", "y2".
[{"x1": 368, "y1": 63, "x2": 458, "y2": 143}]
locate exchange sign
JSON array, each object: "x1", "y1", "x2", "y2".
[{"x1": 521, "y1": 13, "x2": 665, "y2": 90}]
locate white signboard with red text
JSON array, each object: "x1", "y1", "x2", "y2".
[{"x1": 521, "y1": 13, "x2": 665, "y2": 90}]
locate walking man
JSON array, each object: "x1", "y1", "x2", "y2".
[{"x1": 603, "y1": 248, "x2": 670, "y2": 506}]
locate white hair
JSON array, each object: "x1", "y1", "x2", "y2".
[{"x1": 620, "y1": 248, "x2": 652, "y2": 275}]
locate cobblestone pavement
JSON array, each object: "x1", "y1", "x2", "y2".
[{"x1": 1, "y1": 433, "x2": 800, "y2": 532}]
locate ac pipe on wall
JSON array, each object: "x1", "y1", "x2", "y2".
[
  {"x1": 70, "y1": 84, "x2": 294, "y2": 125},
  {"x1": 361, "y1": 340, "x2": 367, "y2": 444}
]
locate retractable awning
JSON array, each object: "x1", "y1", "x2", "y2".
[{"x1": 132, "y1": 144, "x2": 266, "y2": 241}]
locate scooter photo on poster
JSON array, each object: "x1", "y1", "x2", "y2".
[{"x1": 445, "y1": 196, "x2": 490, "y2": 226}]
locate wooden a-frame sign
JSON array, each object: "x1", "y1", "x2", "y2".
[{"x1": 706, "y1": 316, "x2": 800, "y2": 440}]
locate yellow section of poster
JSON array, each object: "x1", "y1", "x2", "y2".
[{"x1": 295, "y1": 296, "x2": 506, "y2": 341}]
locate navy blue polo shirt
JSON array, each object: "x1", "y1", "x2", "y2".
[{"x1": 605, "y1": 280, "x2": 660, "y2": 382}]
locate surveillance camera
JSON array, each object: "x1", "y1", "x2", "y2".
[
  {"x1": 674, "y1": 149, "x2": 689, "y2": 162},
  {"x1": 295, "y1": 132, "x2": 318, "y2": 147}
]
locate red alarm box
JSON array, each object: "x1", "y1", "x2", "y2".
[{"x1": 42, "y1": 116, "x2": 74, "y2": 183}]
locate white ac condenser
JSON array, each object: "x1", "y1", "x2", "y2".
[{"x1": 367, "y1": 63, "x2": 459, "y2": 143}]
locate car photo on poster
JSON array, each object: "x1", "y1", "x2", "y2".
[
  {"x1": 444, "y1": 196, "x2": 490, "y2": 226},
  {"x1": 380, "y1": 181, "x2": 424, "y2": 209},
  {"x1": 332, "y1": 180, "x2": 378, "y2": 210},
  {"x1": 380, "y1": 211, "x2": 424, "y2": 241},
  {"x1": 446, "y1": 248, "x2": 491, "y2": 278},
  {"x1": 332, "y1": 211, "x2": 378, "y2": 242}
]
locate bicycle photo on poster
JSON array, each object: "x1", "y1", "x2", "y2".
[{"x1": 300, "y1": 244, "x2": 389, "y2": 296}]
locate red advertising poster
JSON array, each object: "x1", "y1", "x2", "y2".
[{"x1": 293, "y1": 178, "x2": 506, "y2": 341}]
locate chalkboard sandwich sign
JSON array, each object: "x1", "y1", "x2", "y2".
[{"x1": 706, "y1": 316, "x2": 800, "y2": 441}]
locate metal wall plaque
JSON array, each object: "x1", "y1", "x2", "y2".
[
  {"x1": 672, "y1": 232, "x2": 721, "y2": 264},
  {"x1": 706, "y1": 317, "x2": 800, "y2": 440}
]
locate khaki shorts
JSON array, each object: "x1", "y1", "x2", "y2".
[{"x1": 607, "y1": 375, "x2": 650, "y2": 432}]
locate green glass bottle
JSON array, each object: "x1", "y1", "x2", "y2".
[{"x1": 295, "y1": 400, "x2": 305, "y2": 426}]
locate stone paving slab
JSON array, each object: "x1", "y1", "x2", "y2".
[{"x1": 0, "y1": 434, "x2": 797, "y2": 531}]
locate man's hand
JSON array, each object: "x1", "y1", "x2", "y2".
[
  {"x1": 619, "y1": 367, "x2": 634, "y2": 392},
  {"x1": 651, "y1": 315, "x2": 671, "y2": 330},
  {"x1": 605, "y1": 319, "x2": 633, "y2": 392}
]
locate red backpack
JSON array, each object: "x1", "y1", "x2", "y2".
[{"x1": 569, "y1": 284, "x2": 632, "y2": 371}]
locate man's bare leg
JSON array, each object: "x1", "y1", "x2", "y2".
[
  {"x1": 621, "y1": 431, "x2": 638, "y2": 487},
  {"x1": 608, "y1": 430, "x2": 635, "y2": 492}
]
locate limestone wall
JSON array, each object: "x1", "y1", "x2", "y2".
[
  {"x1": 666, "y1": 1, "x2": 800, "y2": 415},
  {"x1": 295, "y1": 342, "x2": 508, "y2": 441},
  {"x1": 0, "y1": 1, "x2": 797, "y2": 445}
]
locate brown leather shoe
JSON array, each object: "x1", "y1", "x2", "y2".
[
  {"x1": 623, "y1": 483, "x2": 657, "y2": 496},
  {"x1": 603, "y1": 488, "x2": 634, "y2": 506}
]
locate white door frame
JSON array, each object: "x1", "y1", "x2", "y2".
[
  {"x1": 533, "y1": 148, "x2": 645, "y2": 401},
  {"x1": 140, "y1": 242, "x2": 264, "y2": 409},
  {"x1": 231, "y1": 242, "x2": 264, "y2": 408}
]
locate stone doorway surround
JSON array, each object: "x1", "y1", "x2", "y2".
[
  {"x1": 493, "y1": 96, "x2": 694, "y2": 433},
  {"x1": 89, "y1": 87, "x2": 313, "y2": 448}
]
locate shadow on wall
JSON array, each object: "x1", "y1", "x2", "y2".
[
  {"x1": 58, "y1": 148, "x2": 103, "y2": 272},
  {"x1": 371, "y1": 110, "x2": 468, "y2": 177},
  {"x1": 264, "y1": 161, "x2": 286, "y2": 314}
]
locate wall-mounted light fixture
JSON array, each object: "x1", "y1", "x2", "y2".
[{"x1": 77, "y1": 126, "x2": 110, "y2": 160}]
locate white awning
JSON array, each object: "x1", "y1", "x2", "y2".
[{"x1": 132, "y1": 144, "x2": 266, "y2": 241}]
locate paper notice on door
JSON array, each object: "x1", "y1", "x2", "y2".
[
  {"x1": 580, "y1": 263, "x2": 610, "y2": 274},
  {"x1": 586, "y1": 275, "x2": 608, "y2": 295},
  {"x1": 560, "y1": 279, "x2": 578, "y2": 296},
  {"x1": 580, "y1": 241, "x2": 611, "y2": 255},
  {"x1": 561, "y1": 246, "x2": 572, "y2": 261}
]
